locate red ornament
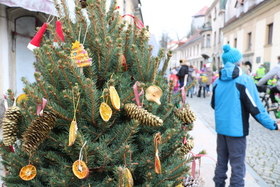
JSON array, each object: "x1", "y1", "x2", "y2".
[
  {"x1": 27, "y1": 23, "x2": 48, "y2": 51},
  {"x1": 54, "y1": 21, "x2": 65, "y2": 42},
  {"x1": 120, "y1": 55, "x2": 128, "y2": 71}
]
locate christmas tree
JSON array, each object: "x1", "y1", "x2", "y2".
[{"x1": 0, "y1": 0, "x2": 201, "y2": 186}]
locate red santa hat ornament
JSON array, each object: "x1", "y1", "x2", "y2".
[
  {"x1": 54, "y1": 21, "x2": 65, "y2": 43},
  {"x1": 27, "y1": 23, "x2": 48, "y2": 51}
]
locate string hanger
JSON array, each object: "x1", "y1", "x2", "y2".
[
  {"x1": 77, "y1": 24, "x2": 89, "y2": 45},
  {"x1": 46, "y1": 9, "x2": 57, "y2": 24},
  {"x1": 78, "y1": 141, "x2": 87, "y2": 161}
]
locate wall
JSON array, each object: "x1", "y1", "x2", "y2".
[
  {"x1": 223, "y1": 0, "x2": 280, "y2": 73},
  {"x1": 0, "y1": 5, "x2": 11, "y2": 97}
]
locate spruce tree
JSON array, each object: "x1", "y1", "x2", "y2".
[{"x1": 0, "y1": 0, "x2": 200, "y2": 186}]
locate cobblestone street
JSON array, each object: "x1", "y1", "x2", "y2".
[{"x1": 186, "y1": 92, "x2": 280, "y2": 187}]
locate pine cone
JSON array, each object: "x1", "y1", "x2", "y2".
[
  {"x1": 182, "y1": 175, "x2": 204, "y2": 187},
  {"x1": 177, "y1": 139, "x2": 194, "y2": 155},
  {"x1": 2, "y1": 106, "x2": 22, "y2": 146},
  {"x1": 174, "y1": 107, "x2": 196, "y2": 124},
  {"x1": 22, "y1": 111, "x2": 57, "y2": 154},
  {"x1": 124, "y1": 103, "x2": 163, "y2": 127}
]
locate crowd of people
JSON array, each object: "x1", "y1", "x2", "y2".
[
  {"x1": 168, "y1": 58, "x2": 218, "y2": 98},
  {"x1": 168, "y1": 54, "x2": 280, "y2": 109}
]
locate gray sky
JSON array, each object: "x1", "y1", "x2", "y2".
[{"x1": 141, "y1": 0, "x2": 213, "y2": 41}]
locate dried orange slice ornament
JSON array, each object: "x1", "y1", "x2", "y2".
[
  {"x1": 123, "y1": 167, "x2": 134, "y2": 187},
  {"x1": 109, "y1": 86, "x2": 120, "y2": 111},
  {"x1": 68, "y1": 120, "x2": 78, "y2": 146},
  {"x1": 72, "y1": 160, "x2": 89, "y2": 179},
  {"x1": 175, "y1": 183, "x2": 184, "y2": 187},
  {"x1": 16, "y1": 93, "x2": 28, "y2": 105},
  {"x1": 19, "y1": 164, "x2": 37, "y2": 181},
  {"x1": 154, "y1": 133, "x2": 162, "y2": 174},
  {"x1": 100, "y1": 102, "x2": 112, "y2": 122},
  {"x1": 68, "y1": 85, "x2": 80, "y2": 146},
  {"x1": 155, "y1": 149, "x2": 162, "y2": 174}
]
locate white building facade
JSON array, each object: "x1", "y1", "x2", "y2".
[
  {"x1": 201, "y1": 0, "x2": 226, "y2": 70},
  {"x1": 223, "y1": 0, "x2": 280, "y2": 73},
  {"x1": 168, "y1": 7, "x2": 208, "y2": 71}
]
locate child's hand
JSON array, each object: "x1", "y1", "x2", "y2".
[{"x1": 277, "y1": 120, "x2": 280, "y2": 131}]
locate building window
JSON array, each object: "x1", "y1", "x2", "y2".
[
  {"x1": 234, "y1": 38, "x2": 237, "y2": 48},
  {"x1": 247, "y1": 32, "x2": 252, "y2": 50},
  {"x1": 192, "y1": 46, "x2": 194, "y2": 57},
  {"x1": 193, "y1": 46, "x2": 195, "y2": 57},
  {"x1": 214, "y1": 32, "x2": 216, "y2": 46},
  {"x1": 206, "y1": 34, "x2": 211, "y2": 47},
  {"x1": 214, "y1": 7, "x2": 217, "y2": 20},
  {"x1": 268, "y1": 23, "x2": 273, "y2": 44},
  {"x1": 202, "y1": 35, "x2": 205, "y2": 48},
  {"x1": 218, "y1": 28, "x2": 222, "y2": 44}
]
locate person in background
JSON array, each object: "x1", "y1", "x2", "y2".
[
  {"x1": 187, "y1": 65, "x2": 195, "y2": 98},
  {"x1": 244, "y1": 61, "x2": 252, "y2": 74},
  {"x1": 193, "y1": 68, "x2": 201, "y2": 96},
  {"x1": 201, "y1": 64, "x2": 206, "y2": 73},
  {"x1": 176, "y1": 58, "x2": 189, "y2": 88},
  {"x1": 267, "y1": 75, "x2": 280, "y2": 99},
  {"x1": 257, "y1": 56, "x2": 280, "y2": 110},
  {"x1": 267, "y1": 75, "x2": 278, "y2": 87},
  {"x1": 169, "y1": 68, "x2": 179, "y2": 93},
  {"x1": 211, "y1": 44, "x2": 280, "y2": 187},
  {"x1": 212, "y1": 70, "x2": 219, "y2": 83},
  {"x1": 254, "y1": 64, "x2": 266, "y2": 83},
  {"x1": 240, "y1": 61, "x2": 251, "y2": 75},
  {"x1": 197, "y1": 72, "x2": 207, "y2": 98},
  {"x1": 205, "y1": 63, "x2": 214, "y2": 96}
]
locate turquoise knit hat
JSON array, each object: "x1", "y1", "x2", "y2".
[{"x1": 222, "y1": 44, "x2": 242, "y2": 64}]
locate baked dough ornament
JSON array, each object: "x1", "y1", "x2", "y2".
[
  {"x1": 71, "y1": 40, "x2": 92, "y2": 67},
  {"x1": 145, "y1": 85, "x2": 163, "y2": 105}
]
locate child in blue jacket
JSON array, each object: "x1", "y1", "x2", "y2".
[{"x1": 211, "y1": 44, "x2": 280, "y2": 187}]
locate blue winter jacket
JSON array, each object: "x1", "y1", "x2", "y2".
[{"x1": 211, "y1": 63, "x2": 277, "y2": 137}]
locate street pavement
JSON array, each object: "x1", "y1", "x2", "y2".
[{"x1": 186, "y1": 92, "x2": 280, "y2": 187}]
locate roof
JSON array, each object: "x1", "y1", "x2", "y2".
[
  {"x1": 169, "y1": 29, "x2": 202, "y2": 50},
  {"x1": 193, "y1": 6, "x2": 208, "y2": 17},
  {"x1": 183, "y1": 29, "x2": 202, "y2": 45}
]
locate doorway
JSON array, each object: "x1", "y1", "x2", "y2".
[{"x1": 15, "y1": 17, "x2": 41, "y2": 95}]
